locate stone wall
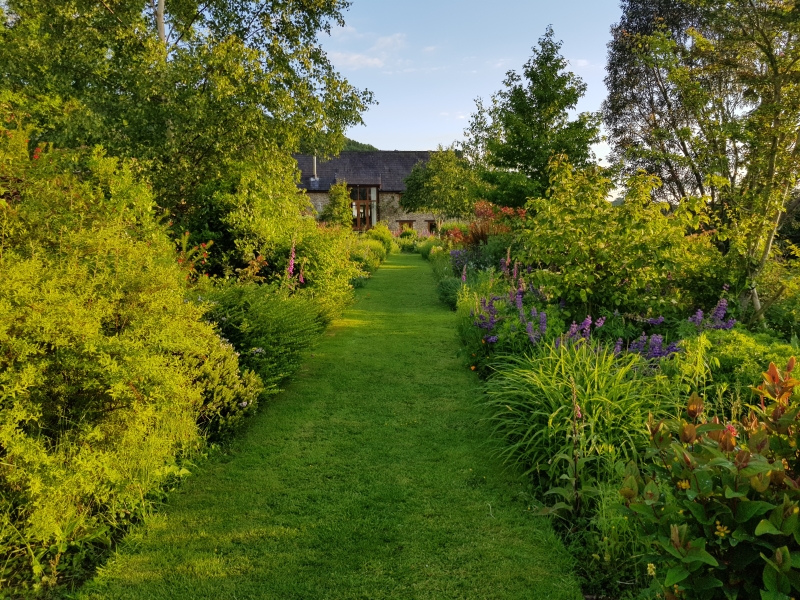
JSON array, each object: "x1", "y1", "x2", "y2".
[{"x1": 307, "y1": 190, "x2": 436, "y2": 234}]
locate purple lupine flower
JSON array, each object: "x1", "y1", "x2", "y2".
[
  {"x1": 484, "y1": 335, "x2": 499, "y2": 344},
  {"x1": 539, "y1": 311, "x2": 547, "y2": 334},
  {"x1": 595, "y1": 317, "x2": 606, "y2": 328},
  {"x1": 526, "y1": 321, "x2": 540, "y2": 345},
  {"x1": 646, "y1": 316, "x2": 665, "y2": 326},
  {"x1": 531, "y1": 306, "x2": 538, "y2": 320},
  {"x1": 555, "y1": 337, "x2": 562, "y2": 349},
  {"x1": 629, "y1": 333, "x2": 648, "y2": 354},
  {"x1": 711, "y1": 298, "x2": 728, "y2": 322},
  {"x1": 567, "y1": 321, "x2": 579, "y2": 339},
  {"x1": 516, "y1": 290, "x2": 524, "y2": 313},
  {"x1": 579, "y1": 316, "x2": 593, "y2": 339},
  {"x1": 613, "y1": 338, "x2": 623, "y2": 355},
  {"x1": 688, "y1": 309, "x2": 704, "y2": 326},
  {"x1": 723, "y1": 284, "x2": 730, "y2": 292},
  {"x1": 287, "y1": 241, "x2": 296, "y2": 277}
]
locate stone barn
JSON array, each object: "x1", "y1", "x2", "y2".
[{"x1": 294, "y1": 151, "x2": 438, "y2": 234}]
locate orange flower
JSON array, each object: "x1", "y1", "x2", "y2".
[{"x1": 470, "y1": 366, "x2": 476, "y2": 371}]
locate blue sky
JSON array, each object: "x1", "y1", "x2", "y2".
[{"x1": 321, "y1": 0, "x2": 622, "y2": 154}]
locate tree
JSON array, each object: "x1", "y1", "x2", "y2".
[
  {"x1": 462, "y1": 27, "x2": 601, "y2": 207},
  {"x1": 319, "y1": 181, "x2": 352, "y2": 227},
  {"x1": 603, "y1": 0, "x2": 800, "y2": 318},
  {"x1": 0, "y1": 0, "x2": 373, "y2": 272},
  {"x1": 400, "y1": 146, "x2": 477, "y2": 226}
]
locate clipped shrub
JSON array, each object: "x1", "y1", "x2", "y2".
[
  {"x1": 0, "y1": 129, "x2": 261, "y2": 593},
  {"x1": 437, "y1": 276, "x2": 462, "y2": 310},
  {"x1": 365, "y1": 222, "x2": 394, "y2": 254},
  {"x1": 418, "y1": 237, "x2": 444, "y2": 260},
  {"x1": 202, "y1": 282, "x2": 323, "y2": 394},
  {"x1": 318, "y1": 180, "x2": 352, "y2": 227},
  {"x1": 350, "y1": 238, "x2": 386, "y2": 273}
]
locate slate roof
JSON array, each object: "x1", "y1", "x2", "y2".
[{"x1": 295, "y1": 151, "x2": 430, "y2": 193}]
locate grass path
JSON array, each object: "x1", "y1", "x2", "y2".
[{"x1": 79, "y1": 253, "x2": 581, "y2": 600}]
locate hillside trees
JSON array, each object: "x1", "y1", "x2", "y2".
[
  {"x1": 462, "y1": 27, "x2": 601, "y2": 207},
  {"x1": 0, "y1": 0, "x2": 373, "y2": 272}
]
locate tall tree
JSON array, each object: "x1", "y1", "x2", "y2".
[
  {"x1": 462, "y1": 26, "x2": 601, "y2": 207},
  {"x1": 603, "y1": 0, "x2": 800, "y2": 317},
  {"x1": 0, "y1": 0, "x2": 373, "y2": 269}
]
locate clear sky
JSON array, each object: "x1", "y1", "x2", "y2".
[{"x1": 321, "y1": 0, "x2": 622, "y2": 153}]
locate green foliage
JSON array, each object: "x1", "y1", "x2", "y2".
[
  {"x1": 342, "y1": 138, "x2": 379, "y2": 152},
  {"x1": 364, "y1": 222, "x2": 394, "y2": 254},
  {"x1": 622, "y1": 361, "x2": 800, "y2": 599},
  {"x1": 705, "y1": 329, "x2": 796, "y2": 392},
  {"x1": 436, "y1": 276, "x2": 462, "y2": 310},
  {"x1": 0, "y1": 0, "x2": 373, "y2": 280},
  {"x1": 400, "y1": 146, "x2": 477, "y2": 222},
  {"x1": 462, "y1": 26, "x2": 601, "y2": 207},
  {"x1": 483, "y1": 341, "x2": 672, "y2": 489},
  {"x1": 399, "y1": 227, "x2": 418, "y2": 239},
  {"x1": 517, "y1": 158, "x2": 726, "y2": 315},
  {"x1": 350, "y1": 238, "x2": 386, "y2": 274},
  {"x1": 417, "y1": 238, "x2": 445, "y2": 260},
  {"x1": 0, "y1": 127, "x2": 261, "y2": 593},
  {"x1": 200, "y1": 282, "x2": 323, "y2": 396},
  {"x1": 319, "y1": 181, "x2": 353, "y2": 228}
]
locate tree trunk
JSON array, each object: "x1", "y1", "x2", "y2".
[{"x1": 156, "y1": 0, "x2": 166, "y2": 44}]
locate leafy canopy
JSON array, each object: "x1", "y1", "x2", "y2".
[
  {"x1": 401, "y1": 146, "x2": 477, "y2": 223},
  {"x1": 463, "y1": 27, "x2": 601, "y2": 207}
]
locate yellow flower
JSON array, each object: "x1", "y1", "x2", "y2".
[
  {"x1": 647, "y1": 563, "x2": 656, "y2": 577},
  {"x1": 677, "y1": 479, "x2": 690, "y2": 490},
  {"x1": 715, "y1": 524, "x2": 730, "y2": 538}
]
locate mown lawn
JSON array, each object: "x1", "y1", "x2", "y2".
[{"x1": 79, "y1": 252, "x2": 580, "y2": 600}]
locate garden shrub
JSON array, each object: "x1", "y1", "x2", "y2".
[
  {"x1": 704, "y1": 329, "x2": 795, "y2": 391},
  {"x1": 418, "y1": 237, "x2": 444, "y2": 260},
  {"x1": 202, "y1": 282, "x2": 323, "y2": 394},
  {"x1": 399, "y1": 226, "x2": 418, "y2": 239},
  {"x1": 621, "y1": 359, "x2": 800, "y2": 599},
  {"x1": 365, "y1": 222, "x2": 394, "y2": 254},
  {"x1": 350, "y1": 238, "x2": 386, "y2": 273},
  {"x1": 516, "y1": 159, "x2": 728, "y2": 317},
  {"x1": 0, "y1": 129, "x2": 261, "y2": 593},
  {"x1": 429, "y1": 248, "x2": 453, "y2": 281},
  {"x1": 396, "y1": 236, "x2": 417, "y2": 253},
  {"x1": 437, "y1": 276, "x2": 461, "y2": 310},
  {"x1": 318, "y1": 180, "x2": 352, "y2": 228}
]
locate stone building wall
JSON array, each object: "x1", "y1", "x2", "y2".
[{"x1": 306, "y1": 190, "x2": 436, "y2": 235}]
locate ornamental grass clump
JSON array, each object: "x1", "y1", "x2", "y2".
[
  {"x1": 622, "y1": 358, "x2": 800, "y2": 599},
  {"x1": 484, "y1": 340, "x2": 672, "y2": 489}
]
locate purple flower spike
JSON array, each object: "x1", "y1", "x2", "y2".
[
  {"x1": 647, "y1": 316, "x2": 665, "y2": 326},
  {"x1": 484, "y1": 335, "x2": 499, "y2": 344},
  {"x1": 688, "y1": 309, "x2": 704, "y2": 326},
  {"x1": 613, "y1": 338, "x2": 623, "y2": 355},
  {"x1": 539, "y1": 311, "x2": 547, "y2": 334},
  {"x1": 595, "y1": 317, "x2": 606, "y2": 328}
]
